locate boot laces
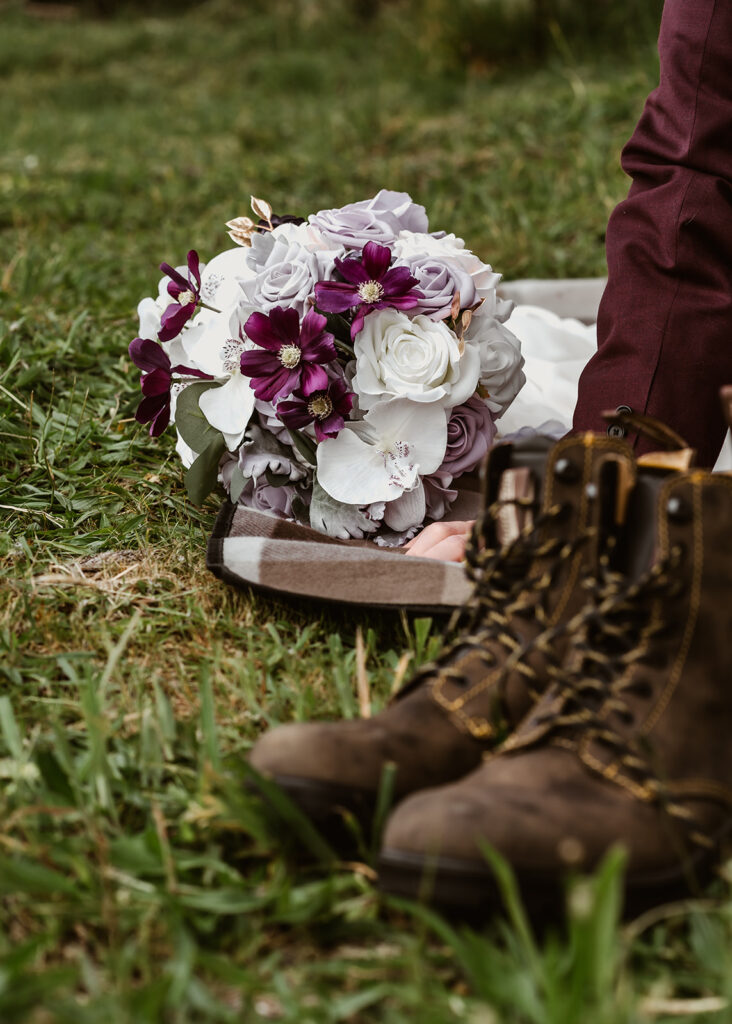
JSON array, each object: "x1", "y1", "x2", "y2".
[
  {"x1": 400, "y1": 496, "x2": 591, "y2": 695},
  {"x1": 531, "y1": 546, "x2": 713, "y2": 849},
  {"x1": 539, "y1": 546, "x2": 685, "y2": 731}
]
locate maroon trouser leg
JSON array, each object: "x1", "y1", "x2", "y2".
[{"x1": 573, "y1": 0, "x2": 732, "y2": 467}]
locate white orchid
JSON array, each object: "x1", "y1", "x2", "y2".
[
  {"x1": 197, "y1": 338, "x2": 256, "y2": 447},
  {"x1": 316, "y1": 398, "x2": 447, "y2": 507}
]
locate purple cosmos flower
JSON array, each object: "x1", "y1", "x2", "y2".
[
  {"x1": 158, "y1": 250, "x2": 202, "y2": 342},
  {"x1": 240, "y1": 306, "x2": 337, "y2": 402},
  {"x1": 277, "y1": 377, "x2": 354, "y2": 442},
  {"x1": 129, "y1": 337, "x2": 211, "y2": 437},
  {"x1": 314, "y1": 241, "x2": 422, "y2": 339}
]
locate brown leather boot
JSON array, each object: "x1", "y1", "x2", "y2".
[
  {"x1": 249, "y1": 432, "x2": 639, "y2": 831},
  {"x1": 379, "y1": 467, "x2": 732, "y2": 916}
]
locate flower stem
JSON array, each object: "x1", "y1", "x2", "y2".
[{"x1": 334, "y1": 338, "x2": 355, "y2": 358}]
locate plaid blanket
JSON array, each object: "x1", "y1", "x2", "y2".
[{"x1": 206, "y1": 485, "x2": 483, "y2": 612}]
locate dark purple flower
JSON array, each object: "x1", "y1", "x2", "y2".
[
  {"x1": 277, "y1": 377, "x2": 354, "y2": 442},
  {"x1": 240, "y1": 306, "x2": 337, "y2": 402},
  {"x1": 129, "y1": 337, "x2": 211, "y2": 437},
  {"x1": 314, "y1": 241, "x2": 422, "y2": 339},
  {"x1": 158, "y1": 250, "x2": 202, "y2": 342}
]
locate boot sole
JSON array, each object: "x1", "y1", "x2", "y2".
[
  {"x1": 377, "y1": 846, "x2": 718, "y2": 922},
  {"x1": 271, "y1": 772, "x2": 377, "y2": 825},
  {"x1": 251, "y1": 773, "x2": 379, "y2": 855},
  {"x1": 378, "y1": 848, "x2": 562, "y2": 921}
]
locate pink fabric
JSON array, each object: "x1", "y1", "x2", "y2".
[{"x1": 573, "y1": 0, "x2": 732, "y2": 467}]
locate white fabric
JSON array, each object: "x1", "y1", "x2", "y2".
[{"x1": 497, "y1": 286, "x2": 731, "y2": 473}]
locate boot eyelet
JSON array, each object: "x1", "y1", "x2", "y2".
[
  {"x1": 670, "y1": 541, "x2": 687, "y2": 563},
  {"x1": 554, "y1": 457, "x2": 581, "y2": 484},
  {"x1": 666, "y1": 495, "x2": 692, "y2": 522},
  {"x1": 585, "y1": 482, "x2": 598, "y2": 501}
]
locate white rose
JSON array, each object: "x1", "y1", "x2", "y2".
[
  {"x1": 466, "y1": 315, "x2": 526, "y2": 417},
  {"x1": 270, "y1": 220, "x2": 336, "y2": 252},
  {"x1": 393, "y1": 230, "x2": 514, "y2": 323},
  {"x1": 353, "y1": 309, "x2": 480, "y2": 410}
]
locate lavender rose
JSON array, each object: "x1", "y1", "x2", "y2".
[
  {"x1": 309, "y1": 189, "x2": 429, "y2": 250},
  {"x1": 439, "y1": 396, "x2": 497, "y2": 478},
  {"x1": 394, "y1": 231, "x2": 514, "y2": 323},
  {"x1": 219, "y1": 444, "x2": 306, "y2": 519},
  {"x1": 254, "y1": 398, "x2": 296, "y2": 446},
  {"x1": 402, "y1": 254, "x2": 478, "y2": 320},
  {"x1": 240, "y1": 237, "x2": 336, "y2": 319},
  {"x1": 238, "y1": 477, "x2": 302, "y2": 519},
  {"x1": 467, "y1": 318, "x2": 526, "y2": 417}
]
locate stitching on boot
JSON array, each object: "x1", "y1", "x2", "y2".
[{"x1": 641, "y1": 475, "x2": 704, "y2": 736}]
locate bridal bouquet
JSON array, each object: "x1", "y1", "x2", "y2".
[{"x1": 130, "y1": 190, "x2": 525, "y2": 542}]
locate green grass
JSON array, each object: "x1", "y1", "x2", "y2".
[{"x1": 2, "y1": 0, "x2": 732, "y2": 1020}]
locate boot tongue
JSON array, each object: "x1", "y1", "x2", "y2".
[
  {"x1": 616, "y1": 453, "x2": 693, "y2": 581},
  {"x1": 495, "y1": 468, "x2": 535, "y2": 546},
  {"x1": 486, "y1": 435, "x2": 554, "y2": 545}
]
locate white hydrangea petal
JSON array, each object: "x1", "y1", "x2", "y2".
[
  {"x1": 137, "y1": 295, "x2": 164, "y2": 339},
  {"x1": 200, "y1": 247, "x2": 257, "y2": 308},
  {"x1": 199, "y1": 373, "x2": 255, "y2": 436},
  {"x1": 175, "y1": 430, "x2": 198, "y2": 469},
  {"x1": 185, "y1": 307, "x2": 242, "y2": 376}
]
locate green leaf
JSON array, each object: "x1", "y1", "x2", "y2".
[
  {"x1": 0, "y1": 696, "x2": 22, "y2": 758},
  {"x1": 288, "y1": 428, "x2": 317, "y2": 466},
  {"x1": 0, "y1": 855, "x2": 80, "y2": 897},
  {"x1": 264, "y1": 468, "x2": 291, "y2": 487},
  {"x1": 198, "y1": 664, "x2": 221, "y2": 772},
  {"x1": 184, "y1": 436, "x2": 226, "y2": 505},
  {"x1": 174, "y1": 381, "x2": 223, "y2": 453},
  {"x1": 35, "y1": 749, "x2": 76, "y2": 804},
  {"x1": 291, "y1": 495, "x2": 310, "y2": 525},
  {"x1": 227, "y1": 463, "x2": 247, "y2": 503},
  {"x1": 316, "y1": 308, "x2": 354, "y2": 348}
]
